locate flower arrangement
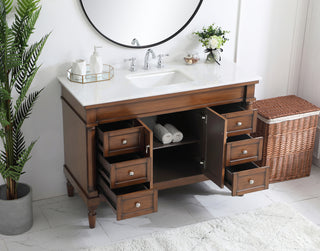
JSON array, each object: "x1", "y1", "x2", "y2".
[{"x1": 193, "y1": 24, "x2": 229, "y2": 64}]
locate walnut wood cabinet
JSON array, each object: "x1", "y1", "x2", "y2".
[{"x1": 61, "y1": 80, "x2": 269, "y2": 228}]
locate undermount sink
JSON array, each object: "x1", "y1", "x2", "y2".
[{"x1": 127, "y1": 70, "x2": 193, "y2": 88}]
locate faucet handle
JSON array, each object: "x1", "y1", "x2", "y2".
[
  {"x1": 157, "y1": 54, "x2": 169, "y2": 68},
  {"x1": 124, "y1": 57, "x2": 137, "y2": 72}
]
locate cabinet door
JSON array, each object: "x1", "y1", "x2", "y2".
[
  {"x1": 204, "y1": 107, "x2": 227, "y2": 188},
  {"x1": 137, "y1": 119, "x2": 153, "y2": 159}
]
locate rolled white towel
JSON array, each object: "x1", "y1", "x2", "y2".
[
  {"x1": 154, "y1": 124, "x2": 173, "y2": 144},
  {"x1": 164, "y1": 124, "x2": 183, "y2": 143}
]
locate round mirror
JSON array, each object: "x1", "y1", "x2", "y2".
[{"x1": 80, "y1": 0, "x2": 203, "y2": 48}]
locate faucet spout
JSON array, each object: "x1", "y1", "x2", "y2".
[{"x1": 144, "y1": 49, "x2": 156, "y2": 70}]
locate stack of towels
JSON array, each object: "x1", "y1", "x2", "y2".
[{"x1": 154, "y1": 123, "x2": 184, "y2": 144}]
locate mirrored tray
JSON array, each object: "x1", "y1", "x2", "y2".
[{"x1": 67, "y1": 64, "x2": 114, "y2": 84}]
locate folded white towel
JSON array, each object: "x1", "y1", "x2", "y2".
[
  {"x1": 154, "y1": 124, "x2": 173, "y2": 144},
  {"x1": 164, "y1": 124, "x2": 183, "y2": 143}
]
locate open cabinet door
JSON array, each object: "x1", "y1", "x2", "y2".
[
  {"x1": 136, "y1": 118, "x2": 153, "y2": 159},
  {"x1": 203, "y1": 107, "x2": 227, "y2": 188},
  {"x1": 137, "y1": 119, "x2": 153, "y2": 188}
]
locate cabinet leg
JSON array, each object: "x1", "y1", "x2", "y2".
[
  {"x1": 88, "y1": 208, "x2": 97, "y2": 229},
  {"x1": 66, "y1": 180, "x2": 74, "y2": 197}
]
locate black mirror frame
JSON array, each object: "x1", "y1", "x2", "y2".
[{"x1": 79, "y1": 0, "x2": 203, "y2": 49}]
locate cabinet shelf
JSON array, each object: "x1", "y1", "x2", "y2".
[
  {"x1": 153, "y1": 136, "x2": 200, "y2": 150},
  {"x1": 152, "y1": 144, "x2": 205, "y2": 190}
]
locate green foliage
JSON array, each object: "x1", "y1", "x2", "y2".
[
  {"x1": 0, "y1": 0, "x2": 49, "y2": 199},
  {"x1": 193, "y1": 24, "x2": 230, "y2": 48}
]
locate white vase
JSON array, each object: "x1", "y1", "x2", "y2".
[{"x1": 71, "y1": 59, "x2": 87, "y2": 75}]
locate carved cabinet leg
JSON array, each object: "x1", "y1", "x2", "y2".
[
  {"x1": 88, "y1": 207, "x2": 98, "y2": 229},
  {"x1": 66, "y1": 180, "x2": 74, "y2": 197}
]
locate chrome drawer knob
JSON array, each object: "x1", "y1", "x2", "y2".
[
  {"x1": 135, "y1": 202, "x2": 141, "y2": 208},
  {"x1": 236, "y1": 121, "x2": 242, "y2": 126},
  {"x1": 122, "y1": 139, "x2": 128, "y2": 145},
  {"x1": 249, "y1": 179, "x2": 255, "y2": 185},
  {"x1": 129, "y1": 171, "x2": 135, "y2": 176},
  {"x1": 242, "y1": 150, "x2": 248, "y2": 155}
]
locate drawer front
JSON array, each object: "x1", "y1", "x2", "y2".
[
  {"x1": 226, "y1": 137, "x2": 263, "y2": 166},
  {"x1": 98, "y1": 127, "x2": 143, "y2": 157},
  {"x1": 114, "y1": 160, "x2": 151, "y2": 188},
  {"x1": 225, "y1": 163, "x2": 269, "y2": 196},
  {"x1": 224, "y1": 110, "x2": 257, "y2": 136},
  {"x1": 98, "y1": 154, "x2": 151, "y2": 189},
  {"x1": 98, "y1": 176, "x2": 158, "y2": 220},
  {"x1": 119, "y1": 190, "x2": 156, "y2": 217}
]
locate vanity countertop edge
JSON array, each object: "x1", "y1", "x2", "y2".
[{"x1": 58, "y1": 61, "x2": 261, "y2": 109}]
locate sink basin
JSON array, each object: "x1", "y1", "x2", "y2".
[{"x1": 127, "y1": 70, "x2": 193, "y2": 88}]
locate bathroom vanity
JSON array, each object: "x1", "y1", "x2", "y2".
[{"x1": 59, "y1": 62, "x2": 269, "y2": 228}]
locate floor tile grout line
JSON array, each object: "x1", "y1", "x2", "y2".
[
  {"x1": 290, "y1": 195, "x2": 320, "y2": 204},
  {"x1": 38, "y1": 205, "x2": 54, "y2": 229},
  {"x1": 96, "y1": 219, "x2": 112, "y2": 243}
]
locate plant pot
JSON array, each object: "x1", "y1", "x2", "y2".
[{"x1": 0, "y1": 183, "x2": 33, "y2": 235}]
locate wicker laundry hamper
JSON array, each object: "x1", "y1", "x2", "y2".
[{"x1": 252, "y1": 95, "x2": 320, "y2": 182}]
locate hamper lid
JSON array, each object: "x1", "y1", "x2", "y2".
[{"x1": 253, "y1": 95, "x2": 320, "y2": 120}]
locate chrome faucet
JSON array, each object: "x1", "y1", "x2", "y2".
[{"x1": 144, "y1": 49, "x2": 156, "y2": 70}]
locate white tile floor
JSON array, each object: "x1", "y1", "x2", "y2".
[{"x1": 1, "y1": 165, "x2": 320, "y2": 251}]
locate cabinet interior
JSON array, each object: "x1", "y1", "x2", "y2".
[
  {"x1": 104, "y1": 152, "x2": 146, "y2": 164},
  {"x1": 227, "y1": 134, "x2": 251, "y2": 143},
  {"x1": 153, "y1": 144, "x2": 202, "y2": 184},
  {"x1": 141, "y1": 109, "x2": 204, "y2": 186},
  {"x1": 98, "y1": 119, "x2": 141, "y2": 132},
  {"x1": 210, "y1": 102, "x2": 245, "y2": 114},
  {"x1": 226, "y1": 162, "x2": 257, "y2": 173}
]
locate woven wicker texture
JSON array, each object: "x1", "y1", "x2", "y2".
[
  {"x1": 253, "y1": 95, "x2": 320, "y2": 120},
  {"x1": 253, "y1": 96, "x2": 319, "y2": 182}
]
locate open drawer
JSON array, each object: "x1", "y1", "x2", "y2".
[
  {"x1": 226, "y1": 134, "x2": 263, "y2": 166},
  {"x1": 97, "y1": 119, "x2": 151, "y2": 157},
  {"x1": 225, "y1": 162, "x2": 269, "y2": 196},
  {"x1": 211, "y1": 103, "x2": 257, "y2": 136},
  {"x1": 97, "y1": 152, "x2": 151, "y2": 189},
  {"x1": 98, "y1": 176, "x2": 157, "y2": 220}
]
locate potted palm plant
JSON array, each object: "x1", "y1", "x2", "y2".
[{"x1": 0, "y1": 0, "x2": 49, "y2": 235}]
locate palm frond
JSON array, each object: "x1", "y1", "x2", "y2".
[
  {"x1": 0, "y1": 150, "x2": 6, "y2": 163},
  {"x1": 11, "y1": 0, "x2": 41, "y2": 55},
  {"x1": 13, "y1": 127, "x2": 25, "y2": 162},
  {"x1": 0, "y1": 88, "x2": 11, "y2": 100},
  {"x1": 4, "y1": 0, "x2": 13, "y2": 14},
  {"x1": 0, "y1": 109, "x2": 10, "y2": 128},
  {"x1": 13, "y1": 33, "x2": 49, "y2": 96},
  {"x1": 14, "y1": 89, "x2": 43, "y2": 130},
  {"x1": 9, "y1": 140, "x2": 36, "y2": 180},
  {"x1": 0, "y1": 21, "x2": 21, "y2": 83},
  {"x1": 0, "y1": 158, "x2": 6, "y2": 176}
]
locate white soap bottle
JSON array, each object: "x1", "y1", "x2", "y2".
[{"x1": 90, "y1": 46, "x2": 103, "y2": 74}]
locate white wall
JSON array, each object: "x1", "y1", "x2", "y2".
[
  {"x1": 298, "y1": 0, "x2": 320, "y2": 165},
  {"x1": 4, "y1": 0, "x2": 308, "y2": 200},
  {"x1": 237, "y1": 0, "x2": 308, "y2": 100},
  {"x1": 298, "y1": 0, "x2": 320, "y2": 107}
]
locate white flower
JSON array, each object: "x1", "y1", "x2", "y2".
[{"x1": 208, "y1": 35, "x2": 223, "y2": 49}]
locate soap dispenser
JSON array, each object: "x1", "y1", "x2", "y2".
[{"x1": 90, "y1": 46, "x2": 103, "y2": 74}]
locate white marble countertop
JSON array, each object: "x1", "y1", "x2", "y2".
[{"x1": 58, "y1": 60, "x2": 261, "y2": 108}]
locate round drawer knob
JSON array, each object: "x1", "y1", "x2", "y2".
[
  {"x1": 249, "y1": 179, "x2": 255, "y2": 185},
  {"x1": 236, "y1": 121, "x2": 242, "y2": 126},
  {"x1": 129, "y1": 171, "x2": 135, "y2": 176},
  {"x1": 135, "y1": 202, "x2": 141, "y2": 208},
  {"x1": 122, "y1": 139, "x2": 128, "y2": 145},
  {"x1": 242, "y1": 150, "x2": 248, "y2": 155}
]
